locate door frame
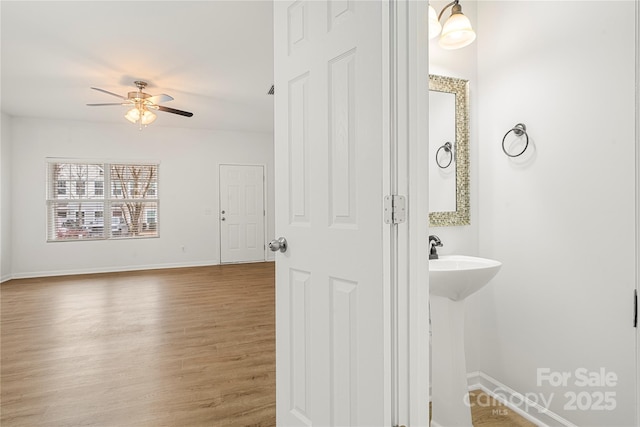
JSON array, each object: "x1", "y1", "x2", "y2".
[
  {"x1": 381, "y1": 0, "x2": 431, "y2": 424},
  {"x1": 218, "y1": 163, "x2": 268, "y2": 264},
  {"x1": 390, "y1": 1, "x2": 431, "y2": 425},
  {"x1": 635, "y1": 0, "x2": 640, "y2": 421}
]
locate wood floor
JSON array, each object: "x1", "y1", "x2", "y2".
[
  {"x1": 2, "y1": 262, "x2": 535, "y2": 426},
  {"x1": 430, "y1": 391, "x2": 537, "y2": 427},
  {"x1": 1, "y1": 263, "x2": 276, "y2": 427},
  {"x1": 466, "y1": 390, "x2": 537, "y2": 427}
]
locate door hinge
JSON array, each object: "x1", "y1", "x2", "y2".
[
  {"x1": 634, "y1": 289, "x2": 637, "y2": 328},
  {"x1": 384, "y1": 195, "x2": 406, "y2": 224}
]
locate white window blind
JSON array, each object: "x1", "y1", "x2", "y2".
[{"x1": 46, "y1": 161, "x2": 159, "y2": 241}]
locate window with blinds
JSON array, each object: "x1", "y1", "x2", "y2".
[{"x1": 46, "y1": 161, "x2": 159, "y2": 241}]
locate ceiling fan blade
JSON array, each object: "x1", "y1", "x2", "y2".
[
  {"x1": 90, "y1": 87, "x2": 126, "y2": 100},
  {"x1": 156, "y1": 105, "x2": 193, "y2": 117},
  {"x1": 147, "y1": 94, "x2": 174, "y2": 104},
  {"x1": 86, "y1": 103, "x2": 129, "y2": 106}
]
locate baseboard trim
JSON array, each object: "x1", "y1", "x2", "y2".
[
  {"x1": 7, "y1": 260, "x2": 223, "y2": 281},
  {"x1": 467, "y1": 371, "x2": 577, "y2": 427},
  {"x1": 3, "y1": 258, "x2": 278, "y2": 282}
]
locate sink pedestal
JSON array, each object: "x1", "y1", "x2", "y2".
[
  {"x1": 430, "y1": 295, "x2": 472, "y2": 427},
  {"x1": 428, "y1": 255, "x2": 502, "y2": 427}
]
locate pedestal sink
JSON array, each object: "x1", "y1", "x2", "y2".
[{"x1": 429, "y1": 255, "x2": 501, "y2": 427}]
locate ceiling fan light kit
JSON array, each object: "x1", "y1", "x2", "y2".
[
  {"x1": 124, "y1": 106, "x2": 156, "y2": 125},
  {"x1": 87, "y1": 80, "x2": 193, "y2": 130}
]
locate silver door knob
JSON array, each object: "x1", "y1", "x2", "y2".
[{"x1": 269, "y1": 237, "x2": 288, "y2": 253}]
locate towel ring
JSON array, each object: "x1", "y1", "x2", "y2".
[
  {"x1": 502, "y1": 123, "x2": 529, "y2": 157},
  {"x1": 436, "y1": 142, "x2": 454, "y2": 168}
]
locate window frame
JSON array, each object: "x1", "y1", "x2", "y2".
[{"x1": 46, "y1": 159, "x2": 160, "y2": 242}]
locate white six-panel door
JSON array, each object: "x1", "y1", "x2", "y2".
[
  {"x1": 273, "y1": 1, "x2": 391, "y2": 425},
  {"x1": 219, "y1": 164, "x2": 265, "y2": 263}
]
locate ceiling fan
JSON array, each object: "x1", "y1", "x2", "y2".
[{"x1": 87, "y1": 80, "x2": 193, "y2": 129}]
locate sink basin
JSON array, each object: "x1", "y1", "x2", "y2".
[{"x1": 429, "y1": 255, "x2": 502, "y2": 301}]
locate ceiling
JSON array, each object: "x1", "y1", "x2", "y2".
[{"x1": 1, "y1": 1, "x2": 274, "y2": 133}]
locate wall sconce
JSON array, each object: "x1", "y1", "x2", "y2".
[{"x1": 429, "y1": 0, "x2": 476, "y2": 50}]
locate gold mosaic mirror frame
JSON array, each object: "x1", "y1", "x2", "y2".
[{"x1": 429, "y1": 74, "x2": 470, "y2": 227}]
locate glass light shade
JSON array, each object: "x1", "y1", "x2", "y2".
[
  {"x1": 439, "y1": 12, "x2": 476, "y2": 50},
  {"x1": 141, "y1": 110, "x2": 156, "y2": 125},
  {"x1": 124, "y1": 107, "x2": 156, "y2": 126},
  {"x1": 428, "y1": 4, "x2": 442, "y2": 40},
  {"x1": 125, "y1": 108, "x2": 140, "y2": 123}
]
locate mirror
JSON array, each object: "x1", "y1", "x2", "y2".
[{"x1": 429, "y1": 74, "x2": 470, "y2": 227}]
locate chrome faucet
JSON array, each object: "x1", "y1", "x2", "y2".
[{"x1": 429, "y1": 235, "x2": 443, "y2": 260}]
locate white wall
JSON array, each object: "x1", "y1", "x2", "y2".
[
  {"x1": 468, "y1": 1, "x2": 637, "y2": 425},
  {"x1": 9, "y1": 117, "x2": 274, "y2": 278},
  {"x1": 1, "y1": 113, "x2": 13, "y2": 281},
  {"x1": 428, "y1": 0, "x2": 479, "y2": 256}
]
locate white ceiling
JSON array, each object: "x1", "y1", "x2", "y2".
[{"x1": 1, "y1": 1, "x2": 274, "y2": 133}]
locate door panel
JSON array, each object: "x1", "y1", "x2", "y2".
[
  {"x1": 219, "y1": 164, "x2": 265, "y2": 263},
  {"x1": 274, "y1": 1, "x2": 390, "y2": 425}
]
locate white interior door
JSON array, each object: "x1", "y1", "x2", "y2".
[
  {"x1": 219, "y1": 164, "x2": 265, "y2": 264},
  {"x1": 273, "y1": 1, "x2": 391, "y2": 425}
]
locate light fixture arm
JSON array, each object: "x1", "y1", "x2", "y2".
[{"x1": 437, "y1": 0, "x2": 460, "y2": 21}]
